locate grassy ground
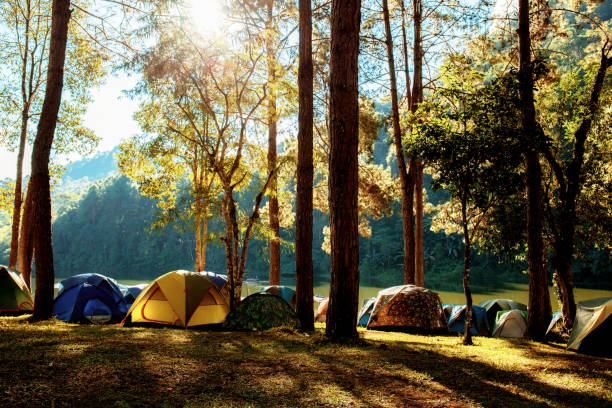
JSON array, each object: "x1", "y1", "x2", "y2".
[{"x1": 0, "y1": 317, "x2": 610, "y2": 408}]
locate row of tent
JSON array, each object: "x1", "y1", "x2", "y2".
[
  {"x1": 1, "y1": 265, "x2": 610, "y2": 355},
  {"x1": 316, "y1": 284, "x2": 611, "y2": 356},
  {"x1": 0, "y1": 266, "x2": 299, "y2": 331}
]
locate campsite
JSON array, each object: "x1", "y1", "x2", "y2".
[{"x1": 1, "y1": 0, "x2": 612, "y2": 406}]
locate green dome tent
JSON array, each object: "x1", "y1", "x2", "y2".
[
  {"x1": 567, "y1": 297, "x2": 612, "y2": 357},
  {"x1": 0, "y1": 265, "x2": 34, "y2": 314},
  {"x1": 223, "y1": 293, "x2": 299, "y2": 331}
]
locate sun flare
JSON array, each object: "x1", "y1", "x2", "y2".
[{"x1": 186, "y1": 0, "x2": 226, "y2": 35}]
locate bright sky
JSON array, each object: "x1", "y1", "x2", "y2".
[
  {"x1": 0, "y1": 0, "x2": 228, "y2": 181},
  {"x1": 0, "y1": 73, "x2": 140, "y2": 180}
]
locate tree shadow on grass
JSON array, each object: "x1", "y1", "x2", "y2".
[
  {"x1": 271, "y1": 336, "x2": 611, "y2": 408},
  {"x1": 2, "y1": 319, "x2": 611, "y2": 408},
  {"x1": 0, "y1": 321, "x2": 186, "y2": 408}
]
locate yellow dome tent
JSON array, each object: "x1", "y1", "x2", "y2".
[{"x1": 122, "y1": 270, "x2": 229, "y2": 328}]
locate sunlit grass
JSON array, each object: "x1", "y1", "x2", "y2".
[{"x1": 1, "y1": 317, "x2": 610, "y2": 407}]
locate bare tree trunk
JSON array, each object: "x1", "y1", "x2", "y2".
[
  {"x1": 201, "y1": 206, "x2": 208, "y2": 270},
  {"x1": 9, "y1": 2, "x2": 33, "y2": 270},
  {"x1": 461, "y1": 196, "x2": 473, "y2": 345},
  {"x1": 18, "y1": 180, "x2": 34, "y2": 289},
  {"x1": 326, "y1": 0, "x2": 361, "y2": 341},
  {"x1": 266, "y1": 1, "x2": 281, "y2": 286},
  {"x1": 415, "y1": 162, "x2": 424, "y2": 286},
  {"x1": 518, "y1": 0, "x2": 551, "y2": 340},
  {"x1": 30, "y1": 0, "x2": 72, "y2": 321},
  {"x1": 383, "y1": 0, "x2": 415, "y2": 285},
  {"x1": 195, "y1": 191, "x2": 203, "y2": 272},
  {"x1": 412, "y1": 0, "x2": 425, "y2": 287},
  {"x1": 399, "y1": 0, "x2": 416, "y2": 285},
  {"x1": 9, "y1": 111, "x2": 28, "y2": 269},
  {"x1": 296, "y1": 0, "x2": 314, "y2": 332}
]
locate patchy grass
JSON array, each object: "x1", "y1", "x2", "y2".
[{"x1": 0, "y1": 316, "x2": 610, "y2": 408}]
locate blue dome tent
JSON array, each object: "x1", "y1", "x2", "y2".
[
  {"x1": 54, "y1": 273, "x2": 129, "y2": 324},
  {"x1": 447, "y1": 304, "x2": 490, "y2": 336}
]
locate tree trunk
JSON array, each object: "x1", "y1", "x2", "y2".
[
  {"x1": 326, "y1": 0, "x2": 361, "y2": 341},
  {"x1": 29, "y1": 0, "x2": 72, "y2": 321},
  {"x1": 194, "y1": 164, "x2": 203, "y2": 272},
  {"x1": 266, "y1": 1, "x2": 281, "y2": 286},
  {"x1": 18, "y1": 180, "x2": 35, "y2": 289},
  {"x1": 295, "y1": 0, "x2": 314, "y2": 332},
  {"x1": 9, "y1": 124, "x2": 26, "y2": 269},
  {"x1": 9, "y1": 110, "x2": 31, "y2": 270},
  {"x1": 461, "y1": 196, "x2": 473, "y2": 345},
  {"x1": 412, "y1": 0, "x2": 425, "y2": 287},
  {"x1": 9, "y1": 3, "x2": 33, "y2": 270},
  {"x1": 382, "y1": 0, "x2": 415, "y2": 285},
  {"x1": 518, "y1": 0, "x2": 551, "y2": 340},
  {"x1": 400, "y1": 0, "x2": 417, "y2": 286},
  {"x1": 415, "y1": 162, "x2": 424, "y2": 286},
  {"x1": 201, "y1": 206, "x2": 208, "y2": 270}
]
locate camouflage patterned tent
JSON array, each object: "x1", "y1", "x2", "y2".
[
  {"x1": 260, "y1": 286, "x2": 296, "y2": 311},
  {"x1": 223, "y1": 293, "x2": 300, "y2": 331},
  {"x1": 367, "y1": 285, "x2": 448, "y2": 333}
]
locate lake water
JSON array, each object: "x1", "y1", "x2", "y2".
[{"x1": 243, "y1": 281, "x2": 612, "y2": 311}]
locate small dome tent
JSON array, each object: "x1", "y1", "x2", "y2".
[
  {"x1": 260, "y1": 285, "x2": 296, "y2": 310},
  {"x1": 53, "y1": 273, "x2": 128, "y2": 323},
  {"x1": 122, "y1": 284, "x2": 148, "y2": 305},
  {"x1": 223, "y1": 293, "x2": 299, "y2": 331},
  {"x1": 122, "y1": 270, "x2": 229, "y2": 329},
  {"x1": 357, "y1": 297, "x2": 376, "y2": 327},
  {"x1": 479, "y1": 299, "x2": 527, "y2": 329},
  {"x1": 0, "y1": 265, "x2": 34, "y2": 314},
  {"x1": 367, "y1": 285, "x2": 448, "y2": 333},
  {"x1": 492, "y1": 309, "x2": 527, "y2": 338},
  {"x1": 545, "y1": 312, "x2": 569, "y2": 343},
  {"x1": 315, "y1": 297, "x2": 329, "y2": 323},
  {"x1": 447, "y1": 304, "x2": 490, "y2": 336},
  {"x1": 567, "y1": 297, "x2": 612, "y2": 357}
]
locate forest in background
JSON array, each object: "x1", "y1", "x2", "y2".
[{"x1": 1, "y1": 128, "x2": 609, "y2": 292}]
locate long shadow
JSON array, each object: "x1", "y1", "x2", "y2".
[
  {"x1": 271, "y1": 336, "x2": 611, "y2": 408},
  {"x1": 0, "y1": 320, "x2": 185, "y2": 408}
]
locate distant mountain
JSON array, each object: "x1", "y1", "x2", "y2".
[{"x1": 54, "y1": 147, "x2": 119, "y2": 193}]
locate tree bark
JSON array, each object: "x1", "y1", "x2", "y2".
[
  {"x1": 9, "y1": 111, "x2": 28, "y2": 269},
  {"x1": 400, "y1": 0, "x2": 417, "y2": 285},
  {"x1": 415, "y1": 162, "x2": 424, "y2": 286},
  {"x1": 383, "y1": 0, "x2": 415, "y2": 285},
  {"x1": 18, "y1": 180, "x2": 35, "y2": 289},
  {"x1": 295, "y1": 0, "x2": 314, "y2": 332},
  {"x1": 461, "y1": 196, "x2": 473, "y2": 345},
  {"x1": 518, "y1": 0, "x2": 551, "y2": 340},
  {"x1": 29, "y1": 0, "x2": 72, "y2": 320},
  {"x1": 325, "y1": 0, "x2": 361, "y2": 341},
  {"x1": 412, "y1": 0, "x2": 425, "y2": 287},
  {"x1": 266, "y1": 0, "x2": 281, "y2": 286}
]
